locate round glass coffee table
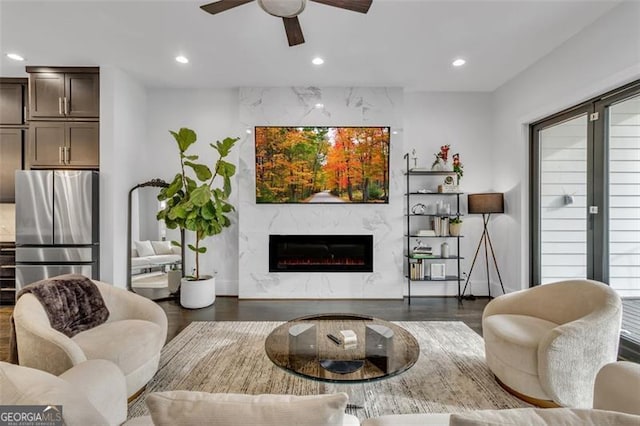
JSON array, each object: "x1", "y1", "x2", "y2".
[{"x1": 265, "y1": 313, "x2": 420, "y2": 406}]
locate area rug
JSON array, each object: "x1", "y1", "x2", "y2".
[{"x1": 128, "y1": 321, "x2": 530, "y2": 420}]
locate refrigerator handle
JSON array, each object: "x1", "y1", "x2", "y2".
[{"x1": 58, "y1": 97, "x2": 63, "y2": 115}]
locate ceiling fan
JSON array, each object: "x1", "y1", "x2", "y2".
[{"x1": 200, "y1": 0, "x2": 373, "y2": 46}]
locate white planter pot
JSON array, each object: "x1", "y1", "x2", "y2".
[
  {"x1": 449, "y1": 223, "x2": 462, "y2": 236},
  {"x1": 180, "y1": 275, "x2": 215, "y2": 309}
]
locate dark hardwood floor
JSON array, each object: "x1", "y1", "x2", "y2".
[
  {"x1": 0, "y1": 297, "x2": 490, "y2": 362},
  {"x1": 157, "y1": 296, "x2": 490, "y2": 343}
]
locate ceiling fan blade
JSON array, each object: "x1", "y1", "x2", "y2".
[
  {"x1": 200, "y1": 0, "x2": 255, "y2": 15},
  {"x1": 283, "y1": 16, "x2": 305, "y2": 46},
  {"x1": 310, "y1": 0, "x2": 372, "y2": 14}
]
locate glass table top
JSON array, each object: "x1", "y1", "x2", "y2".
[{"x1": 265, "y1": 313, "x2": 420, "y2": 384}]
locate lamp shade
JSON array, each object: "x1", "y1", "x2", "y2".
[{"x1": 468, "y1": 193, "x2": 504, "y2": 214}]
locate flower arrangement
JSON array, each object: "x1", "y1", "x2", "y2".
[
  {"x1": 453, "y1": 153, "x2": 463, "y2": 183},
  {"x1": 432, "y1": 145, "x2": 464, "y2": 183},
  {"x1": 431, "y1": 144, "x2": 451, "y2": 169}
]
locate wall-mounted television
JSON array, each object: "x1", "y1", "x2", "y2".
[{"x1": 255, "y1": 126, "x2": 390, "y2": 204}]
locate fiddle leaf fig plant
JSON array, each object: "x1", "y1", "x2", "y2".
[{"x1": 157, "y1": 128, "x2": 238, "y2": 280}]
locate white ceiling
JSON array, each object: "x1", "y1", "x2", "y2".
[{"x1": 0, "y1": 0, "x2": 620, "y2": 91}]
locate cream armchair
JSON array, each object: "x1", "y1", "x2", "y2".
[
  {"x1": 13, "y1": 279, "x2": 168, "y2": 398},
  {"x1": 482, "y1": 279, "x2": 622, "y2": 408}
]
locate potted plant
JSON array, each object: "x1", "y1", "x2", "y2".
[
  {"x1": 157, "y1": 128, "x2": 238, "y2": 309},
  {"x1": 449, "y1": 216, "x2": 463, "y2": 236}
]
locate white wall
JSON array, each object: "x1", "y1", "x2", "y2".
[
  {"x1": 99, "y1": 67, "x2": 147, "y2": 288},
  {"x1": 404, "y1": 92, "x2": 495, "y2": 296},
  {"x1": 145, "y1": 89, "x2": 240, "y2": 294},
  {"x1": 237, "y1": 87, "x2": 404, "y2": 299},
  {"x1": 492, "y1": 2, "x2": 640, "y2": 293}
]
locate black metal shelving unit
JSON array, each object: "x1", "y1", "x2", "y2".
[{"x1": 404, "y1": 153, "x2": 465, "y2": 304}]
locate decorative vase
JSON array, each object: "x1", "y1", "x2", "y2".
[
  {"x1": 449, "y1": 223, "x2": 462, "y2": 237},
  {"x1": 431, "y1": 160, "x2": 452, "y2": 172},
  {"x1": 180, "y1": 275, "x2": 215, "y2": 309}
]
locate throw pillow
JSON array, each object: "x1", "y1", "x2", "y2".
[
  {"x1": 449, "y1": 408, "x2": 640, "y2": 426},
  {"x1": 134, "y1": 240, "x2": 155, "y2": 257},
  {"x1": 151, "y1": 240, "x2": 173, "y2": 255},
  {"x1": 146, "y1": 391, "x2": 348, "y2": 426}
]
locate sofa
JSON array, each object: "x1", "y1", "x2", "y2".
[
  {"x1": 13, "y1": 279, "x2": 168, "y2": 398},
  {"x1": 2, "y1": 360, "x2": 637, "y2": 425},
  {"x1": 1, "y1": 360, "x2": 127, "y2": 426},
  {"x1": 361, "y1": 361, "x2": 640, "y2": 426},
  {"x1": 0, "y1": 360, "x2": 359, "y2": 426},
  {"x1": 131, "y1": 240, "x2": 181, "y2": 272}
]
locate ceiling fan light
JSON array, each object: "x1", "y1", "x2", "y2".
[{"x1": 258, "y1": 0, "x2": 306, "y2": 18}]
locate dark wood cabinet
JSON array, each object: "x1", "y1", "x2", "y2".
[
  {"x1": 0, "y1": 82, "x2": 26, "y2": 125},
  {"x1": 0, "y1": 242, "x2": 16, "y2": 305},
  {"x1": 0, "y1": 78, "x2": 27, "y2": 202},
  {"x1": 29, "y1": 121, "x2": 98, "y2": 168},
  {"x1": 28, "y1": 68, "x2": 99, "y2": 119},
  {"x1": 0, "y1": 128, "x2": 24, "y2": 202}
]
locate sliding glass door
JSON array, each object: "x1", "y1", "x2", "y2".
[
  {"x1": 537, "y1": 114, "x2": 590, "y2": 282},
  {"x1": 532, "y1": 107, "x2": 593, "y2": 285},
  {"x1": 601, "y1": 94, "x2": 640, "y2": 295},
  {"x1": 532, "y1": 81, "x2": 640, "y2": 359}
]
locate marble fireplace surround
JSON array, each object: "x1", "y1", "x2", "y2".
[{"x1": 238, "y1": 87, "x2": 404, "y2": 299}]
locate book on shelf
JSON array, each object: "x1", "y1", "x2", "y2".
[
  {"x1": 412, "y1": 246, "x2": 433, "y2": 253},
  {"x1": 410, "y1": 253, "x2": 436, "y2": 259},
  {"x1": 432, "y1": 217, "x2": 450, "y2": 237},
  {"x1": 409, "y1": 260, "x2": 427, "y2": 280},
  {"x1": 417, "y1": 229, "x2": 436, "y2": 237}
]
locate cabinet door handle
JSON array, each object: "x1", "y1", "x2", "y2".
[
  {"x1": 59, "y1": 146, "x2": 64, "y2": 163},
  {"x1": 0, "y1": 248, "x2": 16, "y2": 252},
  {"x1": 0, "y1": 265, "x2": 16, "y2": 269},
  {"x1": 64, "y1": 97, "x2": 69, "y2": 115},
  {"x1": 58, "y1": 97, "x2": 63, "y2": 115},
  {"x1": 65, "y1": 146, "x2": 70, "y2": 164}
]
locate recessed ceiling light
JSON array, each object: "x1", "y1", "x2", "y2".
[
  {"x1": 452, "y1": 58, "x2": 466, "y2": 67},
  {"x1": 392, "y1": 131, "x2": 398, "y2": 135},
  {"x1": 314, "y1": 103, "x2": 324, "y2": 109},
  {"x1": 312, "y1": 57, "x2": 324, "y2": 65},
  {"x1": 175, "y1": 55, "x2": 189, "y2": 64},
  {"x1": 6, "y1": 53, "x2": 24, "y2": 61},
  {"x1": 246, "y1": 129, "x2": 252, "y2": 134}
]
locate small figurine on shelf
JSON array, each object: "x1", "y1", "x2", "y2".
[
  {"x1": 412, "y1": 239, "x2": 432, "y2": 255},
  {"x1": 411, "y1": 149, "x2": 418, "y2": 170}
]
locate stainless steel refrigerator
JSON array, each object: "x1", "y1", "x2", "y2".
[{"x1": 15, "y1": 170, "x2": 99, "y2": 292}]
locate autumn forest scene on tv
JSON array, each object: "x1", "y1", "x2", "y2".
[{"x1": 255, "y1": 127, "x2": 390, "y2": 203}]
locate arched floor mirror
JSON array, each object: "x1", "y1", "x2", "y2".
[{"x1": 127, "y1": 179, "x2": 184, "y2": 300}]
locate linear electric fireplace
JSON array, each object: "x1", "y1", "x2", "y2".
[{"x1": 269, "y1": 235, "x2": 373, "y2": 272}]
